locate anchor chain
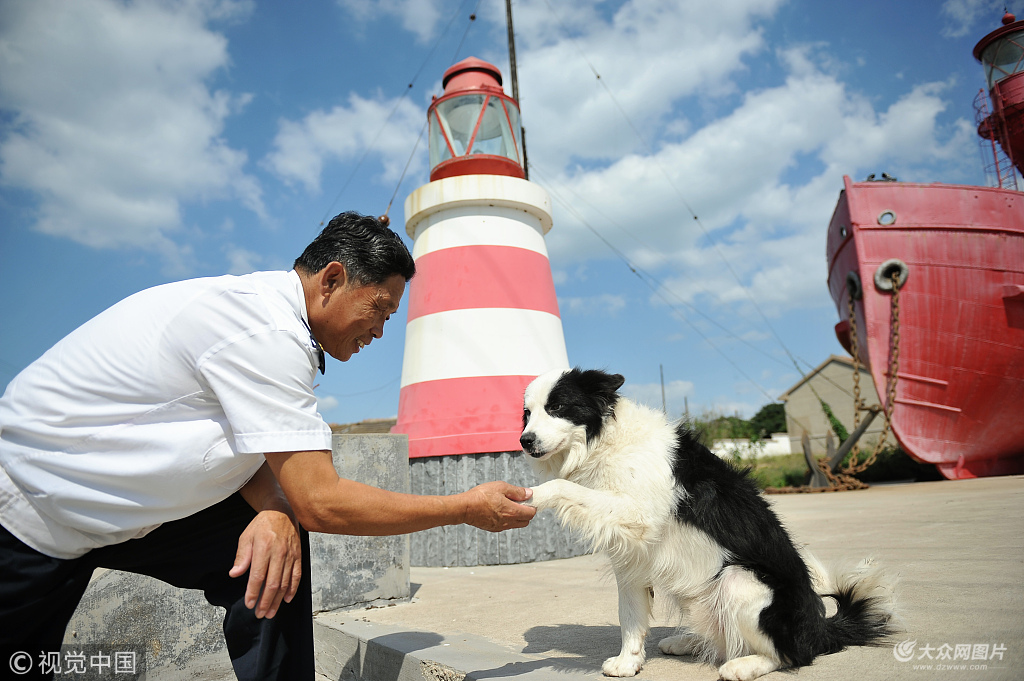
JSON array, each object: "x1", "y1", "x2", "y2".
[{"x1": 816, "y1": 269, "x2": 902, "y2": 489}]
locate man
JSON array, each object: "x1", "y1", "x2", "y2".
[{"x1": 0, "y1": 212, "x2": 537, "y2": 680}]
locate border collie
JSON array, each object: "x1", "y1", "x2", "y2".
[{"x1": 520, "y1": 368, "x2": 896, "y2": 681}]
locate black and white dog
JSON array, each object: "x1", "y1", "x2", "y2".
[{"x1": 520, "y1": 368, "x2": 896, "y2": 681}]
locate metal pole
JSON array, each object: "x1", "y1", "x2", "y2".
[
  {"x1": 504, "y1": 0, "x2": 528, "y2": 179},
  {"x1": 660, "y1": 364, "x2": 667, "y2": 414},
  {"x1": 504, "y1": 0, "x2": 520, "y2": 104}
]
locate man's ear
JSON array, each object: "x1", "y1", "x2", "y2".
[{"x1": 320, "y1": 262, "x2": 348, "y2": 296}]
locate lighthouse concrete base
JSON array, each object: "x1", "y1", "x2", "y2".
[{"x1": 410, "y1": 451, "x2": 589, "y2": 567}]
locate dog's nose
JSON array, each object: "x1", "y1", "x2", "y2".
[{"x1": 520, "y1": 432, "x2": 536, "y2": 451}]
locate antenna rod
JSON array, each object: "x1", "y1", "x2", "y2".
[
  {"x1": 504, "y1": 0, "x2": 528, "y2": 179},
  {"x1": 505, "y1": 0, "x2": 520, "y2": 103},
  {"x1": 660, "y1": 364, "x2": 667, "y2": 414}
]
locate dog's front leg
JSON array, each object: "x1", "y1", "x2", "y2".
[
  {"x1": 602, "y1": 572, "x2": 651, "y2": 677},
  {"x1": 529, "y1": 479, "x2": 647, "y2": 548}
]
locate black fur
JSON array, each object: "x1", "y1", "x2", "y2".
[
  {"x1": 543, "y1": 368, "x2": 624, "y2": 442},
  {"x1": 669, "y1": 425, "x2": 892, "y2": 666}
]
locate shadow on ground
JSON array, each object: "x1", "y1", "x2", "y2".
[{"x1": 465, "y1": 624, "x2": 703, "y2": 679}]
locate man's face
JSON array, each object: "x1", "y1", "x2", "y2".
[{"x1": 313, "y1": 272, "x2": 406, "y2": 362}]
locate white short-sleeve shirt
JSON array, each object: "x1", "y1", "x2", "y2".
[{"x1": 0, "y1": 270, "x2": 332, "y2": 558}]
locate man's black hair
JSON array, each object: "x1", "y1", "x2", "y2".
[{"x1": 293, "y1": 211, "x2": 415, "y2": 285}]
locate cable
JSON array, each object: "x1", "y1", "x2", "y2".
[
  {"x1": 538, "y1": 172, "x2": 777, "y2": 403},
  {"x1": 315, "y1": 0, "x2": 480, "y2": 229},
  {"x1": 383, "y1": 119, "x2": 429, "y2": 221},
  {"x1": 448, "y1": 0, "x2": 484, "y2": 65},
  {"x1": 529, "y1": 163, "x2": 795, "y2": 371},
  {"x1": 536, "y1": 0, "x2": 813, "y2": 381}
]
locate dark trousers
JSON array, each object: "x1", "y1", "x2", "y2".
[{"x1": 0, "y1": 493, "x2": 314, "y2": 680}]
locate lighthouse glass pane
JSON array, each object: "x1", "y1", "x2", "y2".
[
  {"x1": 429, "y1": 110, "x2": 452, "y2": 168},
  {"x1": 470, "y1": 97, "x2": 518, "y2": 161},
  {"x1": 983, "y1": 31, "x2": 1024, "y2": 88},
  {"x1": 436, "y1": 95, "x2": 485, "y2": 156},
  {"x1": 505, "y1": 100, "x2": 523, "y2": 161}
]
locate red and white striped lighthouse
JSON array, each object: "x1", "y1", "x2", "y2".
[{"x1": 393, "y1": 57, "x2": 569, "y2": 458}]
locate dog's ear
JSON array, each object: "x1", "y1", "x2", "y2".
[
  {"x1": 578, "y1": 369, "x2": 624, "y2": 416},
  {"x1": 576, "y1": 369, "x2": 624, "y2": 393}
]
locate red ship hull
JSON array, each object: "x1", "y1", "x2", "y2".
[{"x1": 826, "y1": 176, "x2": 1024, "y2": 479}]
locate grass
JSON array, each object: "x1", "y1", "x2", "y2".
[{"x1": 727, "y1": 447, "x2": 943, "y2": 490}]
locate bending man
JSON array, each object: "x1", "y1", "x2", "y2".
[{"x1": 0, "y1": 211, "x2": 536, "y2": 680}]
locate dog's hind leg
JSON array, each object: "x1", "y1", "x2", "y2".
[
  {"x1": 717, "y1": 654, "x2": 780, "y2": 681},
  {"x1": 658, "y1": 632, "x2": 700, "y2": 656},
  {"x1": 715, "y1": 568, "x2": 781, "y2": 681},
  {"x1": 602, "y1": 573, "x2": 651, "y2": 677}
]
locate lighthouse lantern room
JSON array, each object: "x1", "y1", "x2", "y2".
[
  {"x1": 428, "y1": 57, "x2": 525, "y2": 182},
  {"x1": 974, "y1": 12, "x2": 1024, "y2": 175}
]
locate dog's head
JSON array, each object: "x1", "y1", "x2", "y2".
[{"x1": 520, "y1": 368, "x2": 625, "y2": 461}]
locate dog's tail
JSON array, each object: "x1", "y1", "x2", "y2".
[{"x1": 819, "y1": 557, "x2": 899, "y2": 654}]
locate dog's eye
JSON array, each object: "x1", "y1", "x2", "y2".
[{"x1": 549, "y1": 403, "x2": 562, "y2": 413}]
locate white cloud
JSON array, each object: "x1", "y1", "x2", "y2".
[
  {"x1": 941, "y1": 0, "x2": 1008, "y2": 38},
  {"x1": 336, "y1": 0, "x2": 446, "y2": 43},
  {"x1": 622, "y1": 378, "x2": 694, "y2": 416},
  {"x1": 264, "y1": 93, "x2": 426, "y2": 194},
  {"x1": 512, "y1": 0, "x2": 784, "y2": 168},
  {"x1": 223, "y1": 244, "x2": 263, "y2": 274},
  {"x1": 0, "y1": 0, "x2": 262, "y2": 261},
  {"x1": 559, "y1": 293, "x2": 627, "y2": 316},
  {"x1": 317, "y1": 395, "x2": 340, "y2": 412},
  {"x1": 534, "y1": 44, "x2": 974, "y2": 318}
]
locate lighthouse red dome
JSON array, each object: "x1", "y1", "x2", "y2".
[{"x1": 441, "y1": 57, "x2": 505, "y2": 93}]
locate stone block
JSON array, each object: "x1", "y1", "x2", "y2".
[{"x1": 310, "y1": 434, "x2": 411, "y2": 612}]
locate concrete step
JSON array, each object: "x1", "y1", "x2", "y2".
[{"x1": 313, "y1": 610, "x2": 593, "y2": 681}]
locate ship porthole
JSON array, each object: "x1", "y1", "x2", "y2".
[
  {"x1": 874, "y1": 259, "x2": 909, "y2": 291},
  {"x1": 877, "y1": 210, "x2": 896, "y2": 225}
]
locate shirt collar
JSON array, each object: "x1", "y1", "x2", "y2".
[{"x1": 289, "y1": 270, "x2": 325, "y2": 375}]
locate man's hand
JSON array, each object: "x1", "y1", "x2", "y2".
[
  {"x1": 457, "y1": 482, "x2": 536, "y2": 532},
  {"x1": 228, "y1": 509, "x2": 302, "y2": 619}
]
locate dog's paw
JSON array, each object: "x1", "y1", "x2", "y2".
[
  {"x1": 602, "y1": 653, "x2": 644, "y2": 677},
  {"x1": 525, "y1": 479, "x2": 563, "y2": 509},
  {"x1": 658, "y1": 634, "x2": 698, "y2": 656},
  {"x1": 717, "y1": 655, "x2": 779, "y2": 681}
]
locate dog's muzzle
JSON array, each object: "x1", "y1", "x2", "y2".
[{"x1": 519, "y1": 432, "x2": 545, "y2": 458}]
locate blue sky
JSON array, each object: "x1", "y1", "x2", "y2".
[{"x1": 1, "y1": 0, "x2": 1018, "y2": 425}]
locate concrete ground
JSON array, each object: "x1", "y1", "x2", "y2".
[{"x1": 313, "y1": 475, "x2": 1024, "y2": 681}]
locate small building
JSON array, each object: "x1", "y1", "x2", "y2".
[
  {"x1": 778, "y1": 355, "x2": 897, "y2": 456},
  {"x1": 712, "y1": 433, "x2": 793, "y2": 459}
]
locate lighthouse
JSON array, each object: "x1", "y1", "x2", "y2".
[
  {"x1": 392, "y1": 57, "x2": 570, "y2": 459},
  {"x1": 974, "y1": 11, "x2": 1024, "y2": 177}
]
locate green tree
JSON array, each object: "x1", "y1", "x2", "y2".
[{"x1": 748, "y1": 403, "x2": 786, "y2": 437}]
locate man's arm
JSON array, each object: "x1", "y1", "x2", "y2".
[
  {"x1": 263, "y1": 450, "x2": 536, "y2": 535},
  {"x1": 233, "y1": 462, "x2": 303, "y2": 619}
]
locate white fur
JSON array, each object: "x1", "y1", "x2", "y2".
[{"x1": 521, "y1": 370, "x2": 895, "y2": 679}]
